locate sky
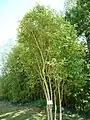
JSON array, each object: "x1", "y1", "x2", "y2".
[{"x1": 0, "y1": 0, "x2": 65, "y2": 72}]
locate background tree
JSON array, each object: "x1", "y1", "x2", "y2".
[
  {"x1": 65, "y1": 0, "x2": 90, "y2": 113},
  {"x1": 0, "y1": 44, "x2": 43, "y2": 102},
  {"x1": 65, "y1": 0, "x2": 90, "y2": 57}
]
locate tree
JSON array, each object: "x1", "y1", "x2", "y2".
[
  {"x1": 65, "y1": 0, "x2": 90, "y2": 112},
  {"x1": 65, "y1": 0, "x2": 90, "y2": 35},
  {"x1": 1, "y1": 44, "x2": 43, "y2": 102},
  {"x1": 17, "y1": 4, "x2": 85, "y2": 120},
  {"x1": 65, "y1": 0, "x2": 90, "y2": 58}
]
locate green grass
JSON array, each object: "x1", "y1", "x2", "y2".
[
  {"x1": 0, "y1": 100, "x2": 86, "y2": 120},
  {"x1": 0, "y1": 100, "x2": 46, "y2": 120}
]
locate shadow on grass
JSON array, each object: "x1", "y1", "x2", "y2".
[
  {"x1": 63, "y1": 113, "x2": 85, "y2": 120},
  {"x1": 0, "y1": 101, "x2": 86, "y2": 120},
  {"x1": 0, "y1": 109, "x2": 46, "y2": 120},
  {"x1": 0, "y1": 110, "x2": 86, "y2": 120}
]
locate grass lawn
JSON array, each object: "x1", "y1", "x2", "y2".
[{"x1": 0, "y1": 100, "x2": 86, "y2": 120}]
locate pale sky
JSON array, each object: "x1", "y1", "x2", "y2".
[
  {"x1": 0, "y1": 0, "x2": 65, "y2": 72},
  {"x1": 0, "y1": 0, "x2": 65, "y2": 45}
]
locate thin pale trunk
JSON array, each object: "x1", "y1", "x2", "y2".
[
  {"x1": 47, "y1": 53, "x2": 53, "y2": 120},
  {"x1": 41, "y1": 68, "x2": 52, "y2": 120},
  {"x1": 33, "y1": 33, "x2": 53, "y2": 120},
  {"x1": 59, "y1": 99, "x2": 62, "y2": 120},
  {"x1": 43, "y1": 63, "x2": 53, "y2": 120},
  {"x1": 50, "y1": 105, "x2": 53, "y2": 120},
  {"x1": 47, "y1": 105, "x2": 50, "y2": 120},
  {"x1": 43, "y1": 69, "x2": 52, "y2": 120},
  {"x1": 43, "y1": 62, "x2": 50, "y2": 100},
  {"x1": 48, "y1": 76, "x2": 52, "y2": 100},
  {"x1": 43, "y1": 83, "x2": 50, "y2": 120},
  {"x1": 54, "y1": 90, "x2": 57, "y2": 120},
  {"x1": 58, "y1": 83, "x2": 62, "y2": 120},
  {"x1": 32, "y1": 31, "x2": 50, "y2": 101},
  {"x1": 35, "y1": 57, "x2": 50, "y2": 120},
  {"x1": 48, "y1": 76, "x2": 53, "y2": 120}
]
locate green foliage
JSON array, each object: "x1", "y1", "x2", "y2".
[
  {"x1": 17, "y1": 4, "x2": 85, "y2": 82},
  {"x1": 0, "y1": 5, "x2": 86, "y2": 116},
  {"x1": 65, "y1": 0, "x2": 90, "y2": 113},
  {"x1": 0, "y1": 44, "x2": 43, "y2": 102},
  {"x1": 65, "y1": 0, "x2": 90, "y2": 36},
  {"x1": 17, "y1": 4, "x2": 86, "y2": 111}
]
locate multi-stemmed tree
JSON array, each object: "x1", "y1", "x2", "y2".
[{"x1": 17, "y1": 4, "x2": 85, "y2": 120}]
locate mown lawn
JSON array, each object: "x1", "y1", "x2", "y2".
[{"x1": 0, "y1": 100, "x2": 86, "y2": 120}]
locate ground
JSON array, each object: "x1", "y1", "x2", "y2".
[{"x1": 0, "y1": 100, "x2": 86, "y2": 120}]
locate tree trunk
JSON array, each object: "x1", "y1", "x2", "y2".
[
  {"x1": 58, "y1": 83, "x2": 62, "y2": 120},
  {"x1": 54, "y1": 90, "x2": 57, "y2": 120},
  {"x1": 47, "y1": 104, "x2": 53, "y2": 120},
  {"x1": 49, "y1": 105, "x2": 53, "y2": 120},
  {"x1": 47, "y1": 105, "x2": 50, "y2": 120},
  {"x1": 59, "y1": 99, "x2": 62, "y2": 120}
]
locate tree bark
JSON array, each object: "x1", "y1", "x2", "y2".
[
  {"x1": 54, "y1": 90, "x2": 57, "y2": 120},
  {"x1": 58, "y1": 83, "x2": 62, "y2": 120},
  {"x1": 59, "y1": 99, "x2": 62, "y2": 120}
]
